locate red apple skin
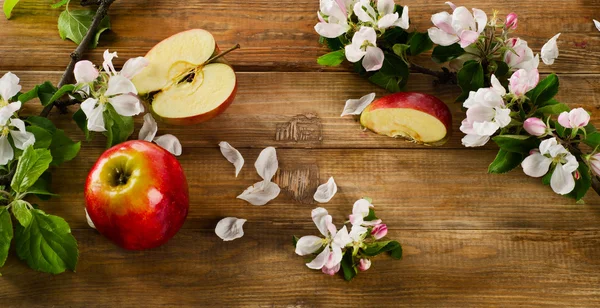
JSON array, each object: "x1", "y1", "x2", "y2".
[
  {"x1": 149, "y1": 80, "x2": 238, "y2": 126},
  {"x1": 363, "y1": 92, "x2": 452, "y2": 132},
  {"x1": 85, "y1": 140, "x2": 189, "y2": 250}
]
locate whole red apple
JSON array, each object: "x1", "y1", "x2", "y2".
[{"x1": 85, "y1": 140, "x2": 189, "y2": 250}]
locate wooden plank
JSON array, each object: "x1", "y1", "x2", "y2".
[
  {"x1": 0, "y1": 0, "x2": 598, "y2": 73},
  {"x1": 8, "y1": 71, "x2": 600, "y2": 149},
  {"x1": 35, "y1": 147, "x2": 600, "y2": 230},
  {"x1": 0, "y1": 229, "x2": 598, "y2": 307}
]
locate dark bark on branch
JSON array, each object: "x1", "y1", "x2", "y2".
[
  {"x1": 40, "y1": 0, "x2": 116, "y2": 117},
  {"x1": 409, "y1": 63, "x2": 457, "y2": 85}
]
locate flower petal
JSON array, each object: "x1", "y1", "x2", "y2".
[
  {"x1": 108, "y1": 94, "x2": 144, "y2": 117},
  {"x1": 85, "y1": 209, "x2": 96, "y2": 229},
  {"x1": 521, "y1": 153, "x2": 551, "y2": 177},
  {"x1": 428, "y1": 27, "x2": 459, "y2": 46},
  {"x1": 314, "y1": 22, "x2": 349, "y2": 38},
  {"x1": 458, "y1": 30, "x2": 479, "y2": 48},
  {"x1": 557, "y1": 111, "x2": 572, "y2": 128},
  {"x1": 377, "y1": 0, "x2": 395, "y2": 16},
  {"x1": 562, "y1": 153, "x2": 579, "y2": 173},
  {"x1": 311, "y1": 207, "x2": 332, "y2": 237},
  {"x1": 353, "y1": 1, "x2": 375, "y2": 23},
  {"x1": 0, "y1": 72, "x2": 21, "y2": 102},
  {"x1": 219, "y1": 141, "x2": 244, "y2": 177},
  {"x1": 306, "y1": 245, "x2": 330, "y2": 269},
  {"x1": 490, "y1": 74, "x2": 506, "y2": 96},
  {"x1": 139, "y1": 113, "x2": 158, "y2": 142},
  {"x1": 431, "y1": 11, "x2": 454, "y2": 34},
  {"x1": 313, "y1": 177, "x2": 338, "y2": 203},
  {"x1": 550, "y1": 163, "x2": 576, "y2": 195},
  {"x1": 329, "y1": 244, "x2": 344, "y2": 268},
  {"x1": 102, "y1": 49, "x2": 118, "y2": 75},
  {"x1": 466, "y1": 104, "x2": 495, "y2": 123},
  {"x1": 461, "y1": 134, "x2": 490, "y2": 147},
  {"x1": 74, "y1": 60, "x2": 99, "y2": 84},
  {"x1": 154, "y1": 134, "x2": 182, "y2": 156},
  {"x1": 541, "y1": 33, "x2": 561, "y2": 66},
  {"x1": 9, "y1": 118, "x2": 25, "y2": 133},
  {"x1": 377, "y1": 12, "x2": 399, "y2": 29},
  {"x1": 539, "y1": 138, "x2": 558, "y2": 155},
  {"x1": 0, "y1": 136, "x2": 14, "y2": 165},
  {"x1": 494, "y1": 107, "x2": 512, "y2": 128},
  {"x1": 215, "y1": 217, "x2": 247, "y2": 241},
  {"x1": 568, "y1": 108, "x2": 590, "y2": 128},
  {"x1": 344, "y1": 44, "x2": 367, "y2": 63},
  {"x1": 472, "y1": 8, "x2": 487, "y2": 33},
  {"x1": 105, "y1": 75, "x2": 138, "y2": 97},
  {"x1": 255, "y1": 146, "x2": 278, "y2": 182},
  {"x1": 341, "y1": 92, "x2": 375, "y2": 116},
  {"x1": 362, "y1": 46, "x2": 384, "y2": 71},
  {"x1": 237, "y1": 180, "x2": 280, "y2": 206},
  {"x1": 10, "y1": 129, "x2": 35, "y2": 150},
  {"x1": 333, "y1": 225, "x2": 351, "y2": 248},
  {"x1": 295, "y1": 235, "x2": 324, "y2": 255},
  {"x1": 0, "y1": 101, "x2": 21, "y2": 126},
  {"x1": 595, "y1": 19, "x2": 600, "y2": 32},
  {"x1": 120, "y1": 57, "x2": 149, "y2": 79},
  {"x1": 394, "y1": 6, "x2": 410, "y2": 29},
  {"x1": 81, "y1": 98, "x2": 106, "y2": 132},
  {"x1": 349, "y1": 224, "x2": 368, "y2": 241}
]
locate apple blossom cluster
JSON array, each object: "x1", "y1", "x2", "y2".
[
  {"x1": 294, "y1": 199, "x2": 401, "y2": 281},
  {"x1": 0, "y1": 73, "x2": 35, "y2": 165}
]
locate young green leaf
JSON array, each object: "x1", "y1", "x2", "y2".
[
  {"x1": 49, "y1": 129, "x2": 81, "y2": 166},
  {"x1": 492, "y1": 135, "x2": 539, "y2": 154},
  {"x1": 535, "y1": 102, "x2": 570, "y2": 115},
  {"x1": 292, "y1": 235, "x2": 299, "y2": 247},
  {"x1": 26, "y1": 126, "x2": 53, "y2": 149},
  {"x1": 28, "y1": 172, "x2": 57, "y2": 200},
  {"x1": 11, "y1": 146, "x2": 53, "y2": 193},
  {"x1": 383, "y1": 27, "x2": 408, "y2": 44},
  {"x1": 321, "y1": 36, "x2": 345, "y2": 51},
  {"x1": 584, "y1": 132, "x2": 600, "y2": 148},
  {"x1": 51, "y1": 0, "x2": 70, "y2": 9},
  {"x1": 44, "y1": 84, "x2": 76, "y2": 107},
  {"x1": 3, "y1": 0, "x2": 19, "y2": 19},
  {"x1": 457, "y1": 61, "x2": 484, "y2": 102},
  {"x1": 526, "y1": 74, "x2": 559, "y2": 105},
  {"x1": 58, "y1": 9, "x2": 111, "y2": 47},
  {"x1": 364, "y1": 208, "x2": 378, "y2": 221},
  {"x1": 18, "y1": 86, "x2": 39, "y2": 104},
  {"x1": 26, "y1": 116, "x2": 58, "y2": 133},
  {"x1": 73, "y1": 109, "x2": 92, "y2": 141},
  {"x1": 36, "y1": 82, "x2": 58, "y2": 107},
  {"x1": 362, "y1": 240, "x2": 402, "y2": 259},
  {"x1": 392, "y1": 43, "x2": 410, "y2": 60},
  {"x1": 368, "y1": 72, "x2": 401, "y2": 93},
  {"x1": 340, "y1": 250, "x2": 357, "y2": 281},
  {"x1": 488, "y1": 149, "x2": 524, "y2": 174},
  {"x1": 15, "y1": 209, "x2": 78, "y2": 274},
  {"x1": 103, "y1": 104, "x2": 134, "y2": 148},
  {"x1": 317, "y1": 50, "x2": 345, "y2": 67},
  {"x1": 431, "y1": 43, "x2": 465, "y2": 64},
  {"x1": 408, "y1": 32, "x2": 433, "y2": 56},
  {"x1": 493, "y1": 61, "x2": 510, "y2": 78},
  {"x1": 10, "y1": 200, "x2": 32, "y2": 227},
  {"x1": 567, "y1": 162, "x2": 592, "y2": 201},
  {"x1": 0, "y1": 206, "x2": 12, "y2": 270}
]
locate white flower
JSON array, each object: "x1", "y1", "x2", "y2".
[
  {"x1": 314, "y1": 0, "x2": 352, "y2": 38},
  {"x1": 508, "y1": 68, "x2": 539, "y2": 96},
  {"x1": 219, "y1": 141, "x2": 244, "y2": 177},
  {"x1": 295, "y1": 208, "x2": 352, "y2": 272},
  {"x1": 0, "y1": 72, "x2": 21, "y2": 103},
  {"x1": 541, "y1": 33, "x2": 561, "y2": 66},
  {"x1": 0, "y1": 102, "x2": 35, "y2": 165},
  {"x1": 138, "y1": 113, "x2": 182, "y2": 156},
  {"x1": 353, "y1": 0, "x2": 377, "y2": 23},
  {"x1": 504, "y1": 38, "x2": 539, "y2": 71},
  {"x1": 349, "y1": 198, "x2": 381, "y2": 226},
  {"x1": 215, "y1": 217, "x2": 247, "y2": 241},
  {"x1": 341, "y1": 92, "x2": 375, "y2": 116},
  {"x1": 313, "y1": 177, "x2": 338, "y2": 203},
  {"x1": 74, "y1": 60, "x2": 99, "y2": 84},
  {"x1": 557, "y1": 108, "x2": 590, "y2": 130},
  {"x1": 345, "y1": 27, "x2": 384, "y2": 71},
  {"x1": 521, "y1": 138, "x2": 579, "y2": 195},
  {"x1": 427, "y1": 3, "x2": 487, "y2": 48},
  {"x1": 376, "y1": 0, "x2": 409, "y2": 30}
]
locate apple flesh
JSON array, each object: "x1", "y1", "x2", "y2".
[
  {"x1": 360, "y1": 92, "x2": 452, "y2": 145},
  {"x1": 85, "y1": 140, "x2": 189, "y2": 250},
  {"x1": 132, "y1": 29, "x2": 237, "y2": 125}
]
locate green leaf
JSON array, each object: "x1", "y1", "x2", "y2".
[
  {"x1": 18, "y1": 87, "x2": 39, "y2": 104},
  {"x1": 10, "y1": 200, "x2": 32, "y2": 227},
  {"x1": 51, "y1": 0, "x2": 70, "y2": 9},
  {"x1": 26, "y1": 116, "x2": 57, "y2": 134},
  {"x1": 11, "y1": 146, "x2": 53, "y2": 193},
  {"x1": 493, "y1": 61, "x2": 509, "y2": 78},
  {"x1": 49, "y1": 129, "x2": 81, "y2": 166},
  {"x1": 368, "y1": 72, "x2": 401, "y2": 93},
  {"x1": 392, "y1": 44, "x2": 410, "y2": 60},
  {"x1": 364, "y1": 208, "x2": 378, "y2": 222},
  {"x1": 431, "y1": 43, "x2": 465, "y2": 64},
  {"x1": 340, "y1": 251, "x2": 357, "y2": 281},
  {"x1": 408, "y1": 32, "x2": 433, "y2": 56},
  {"x1": 58, "y1": 9, "x2": 111, "y2": 47},
  {"x1": 584, "y1": 132, "x2": 600, "y2": 148},
  {"x1": 73, "y1": 109, "x2": 92, "y2": 141},
  {"x1": 456, "y1": 61, "x2": 484, "y2": 102},
  {"x1": 383, "y1": 27, "x2": 408, "y2": 44},
  {"x1": 568, "y1": 162, "x2": 592, "y2": 201},
  {"x1": 488, "y1": 149, "x2": 524, "y2": 174},
  {"x1": 44, "y1": 84, "x2": 75, "y2": 107},
  {"x1": 317, "y1": 50, "x2": 345, "y2": 67},
  {"x1": 15, "y1": 209, "x2": 78, "y2": 274},
  {"x1": 363, "y1": 240, "x2": 402, "y2": 259},
  {"x1": 103, "y1": 104, "x2": 134, "y2": 147},
  {"x1": 28, "y1": 172, "x2": 57, "y2": 200},
  {"x1": 0, "y1": 206, "x2": 12, "y2": 270},
  {"x1": 535, "y1": 102, "x2": 570, "y2": 115},
  {"x1": 3, "y1": 0, "x2": 19, "y2": 19},
  {"x1": 36, "y1": 82, "x2": 58, "y2": 107},
  {"x1": 492, "y1": 135, "x2": 539, "y2": 154},
  {"x1": 26, "y1": 126, "x2": 53, "y2": 149},
  {"x1": 526, "y1": 74, "x2": 559, "y2": 105},
  {"x1": 542, "y1": 171, "x2": 552, "y2": 185},
  {"x1": 537, "y1": 98, "x2": 560, "y2": 108},
  {"x1": 321, "y1": 36, "x2": 345, "y2": 51}
]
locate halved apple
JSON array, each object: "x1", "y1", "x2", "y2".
[
  {"x1": 132, "y1": 29, "x2": 237, "y2": 125},
  {"x1": 360, "y1": 92, "x2": 452, "y2": 145}
]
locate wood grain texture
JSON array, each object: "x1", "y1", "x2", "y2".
[
  {"x1": 0, "y1": 0, "x2": 598, "y2": 73},
  {"x1": 1, "y1": 230, "x2": 599, "y2": 307}
]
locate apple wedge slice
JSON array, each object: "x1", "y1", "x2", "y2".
[
  {"x1": 132, "y1": 29, "x2": 237, "y2": 125},
  {"x1": 360, "y1": 92, "x2": 452, "y2": 145}
]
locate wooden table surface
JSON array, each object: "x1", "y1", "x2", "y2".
[{"x1": 1, "y1": 0, "x2": 600, "y2": 307}]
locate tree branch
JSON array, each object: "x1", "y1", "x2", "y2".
[
  {"x1": 409, "y1": 63, "x2": 457, "y2": 85},
  {"x1": 40, "y1": 0, "x2": 116, "y2": 117}
]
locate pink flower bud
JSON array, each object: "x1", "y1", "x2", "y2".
[
  {"x1": 574, "y1": 170, "x2": 581, "y2": 180},
  {"x1": 589, "y1": 154, "x2": 600, "y2": 177},
  {"x1": 506, "y1": 13, "x2": 518, "y2": 29},
  {"x1": 523, "y1": 118, "x2": 547, "y2": 136},
  {"x1": 321, "y1": 263, "x2": 340, "y2": 276},
  {"x1": 371, "y1": 224, "x2": 388, "y2": 240},
  {"x1": 358, "y1": 259, "x2": 371, "y2": 271}
]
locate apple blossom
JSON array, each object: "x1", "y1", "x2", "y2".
[
  {"x1": 376, "y1": 0, "x2": 409, "y2": 30},
  {"x1": 139, "y1": 113, "x2": 182, "y2": 156},
  {"x1": 219, "y1": 141, "x2": 244, "y2": 177},
  {"x1": 215, "y1": 217, "x2": 247, "y2": 241},
  {"x1": 0, "y1": 72, "x2": 21, "y2": 103},
  {"x1": 345, "y1": 26, "x2": 385, "y2": 71},
  {"x1": 588, "y1": 153, "x2": 600, "y2": 176},
  {"x1": 521, "y1": 138, "x2": 579, "y2": 195},
  {"x1": 523, "y1": 118, "x2": 547, "y2": 137},
  {"x1": 0, "y1": 74, "x2": 35, "y2": 165},
  {"x1": 504, "y1": 38, "x2": 539, "y2": 71},
  {"x1": 508, "y1": 68, "x2": 539, "y2": 96},
  {"x1": 353, "y1": 0, "x2": 377, "y2": 23},
  {"x1": 74, "y1": 60, "x2": 99, "y2": 84},
  {"x1": 557, "y1": 108, "x2": 590, "y2": 130},
  {"x1": 341, "y1": 92, "x2": 375, "y2": 116},
  {"x1": 541, "y1": 33, "x2": 561, "y2": 66},
  {"x1": 315, "y1": 0, "x2": 351, "y2": 38},
  {"x1": 349, "y1": 198, "x2": 382, "y2": 226},
  {"x1": 358, "y1": 258, "x2": 371, "y2": 271},
  {"x1": 595, "y1": 19, "x2": 600, "y2": 32},
  {"x1": 505, "y1": 13, "x2": 518, "y2": 29},
  {"x1": 314, "y1": 177, "x2": 338, "y2": 203},
  {"x1": 371, "y1": 223, "x2": 388, "y2": 240},
  {"x1": 427, "y1": 3, "x2": 487, "y2": 48}
]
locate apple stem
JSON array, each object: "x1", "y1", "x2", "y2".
[{"x1": 204, "y1": 44, "x2": 241, "y2": 65}]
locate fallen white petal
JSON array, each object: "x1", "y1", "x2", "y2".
[
  {"x1": 139, "y1": 113, "x2": 158, "y2": 142},
  {"x1": 341, "y1": 93, "x2": 376, "y2": 116},
  {"x1": 154, "y1": 134, "x2": 182, "y2": 156},
  {"x1": 255, "y1": 147, "x2": 278, "y2": 182},
  {"x1": 85, "y1": 209, "x2": 96, "y2": 230},
  {"x1": 594, "y1": 19, "x2": 600, "y2": 32},
  {"x1": 313, "y1": 177, "x2": 338, "y2": 203},
  {"x1": 219, "y1": 141, "x2": 244, "y2": 177},
  {"x1": 215, "y1": 217, "x2": 247, "y2": 241},
  {"x1": 237, "y1": 180, "x2": 281, "y2": 206}
]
